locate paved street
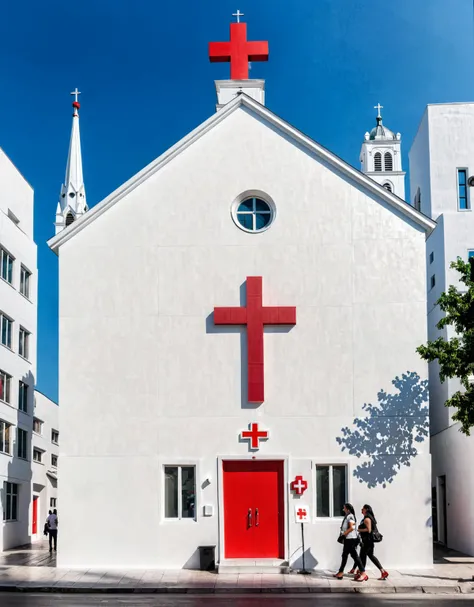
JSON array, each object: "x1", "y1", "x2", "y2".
[{"x1": 1, "y1": 594, "x2": 474, "y2": 605}]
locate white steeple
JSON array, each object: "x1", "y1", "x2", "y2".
[
  {"x1": 360, "y1": 103, "x2": 406, "y2": 200},
  {"x1": 55, "y1": 88, "x2": 88, "y2": 234}
]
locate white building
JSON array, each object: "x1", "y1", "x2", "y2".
[
  {"x1": 50, "y1": 19, "x2": 435, "y2": 571},
  {"x1": 360, "y1": 104, "x2": 406, "y2": 199},
  {"x1": 410, "y1": 103, "x2": 474, "y2": 555},
  {"x1": 31, "y1": 390, "x2": 58, "y2": 542},
  {"x1": 0, "y1": 147, "x2": 37, "y2": 550}
]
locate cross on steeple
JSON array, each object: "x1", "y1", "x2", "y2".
[
  {"x1": 232, "y1": 9, "x2": 244, "y2": 23},
  {"x1": 71, "y1": 88, "x2": 81, "y2": 103},
  {"x1": 374, "y1": 103, "x2": 383, "y2": 119}
]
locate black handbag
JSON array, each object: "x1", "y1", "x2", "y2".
[
  {"x1": 337, "y1": 515, "x2": 347, "y2": 544},
  {"x1": 372, "y1": 529, "x2": 383, "y2": 543}
]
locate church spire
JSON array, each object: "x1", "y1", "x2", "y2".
[{"x1": 55, "y1": 88, "x2": 88, "y2": 235}]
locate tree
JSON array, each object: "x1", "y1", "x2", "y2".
[{"x1": 417, "y1": 257, "x2": 474, "y2": 435}]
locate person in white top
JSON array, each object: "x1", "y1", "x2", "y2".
[
  {"x1": 46, "y1": 509, "x2": 58, "y2": 553},
  {"x1": 333, "y1": 503, "x2": 367, "y2": 582}
]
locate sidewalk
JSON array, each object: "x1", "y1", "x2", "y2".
[{"x1": 0, "y1": 542, "x2": 473, "y2": 595}]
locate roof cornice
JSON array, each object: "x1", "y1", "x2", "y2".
[{"x1": 48, "y1": 94, "x2": 435, "y2": 253}]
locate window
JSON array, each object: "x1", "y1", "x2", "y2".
[
  {"x1": 458, "y1": 169, "x2": 470, "y2": 210},
  {"x1": 20, "y1": 266, "x2": 31, "y2": 298},
  {"x1": 65, "y1": 213, "x2": 74, "y2": 227},
  {"x1": 7, "y1": 210, "x2": 19, "y2": 226},
  {"x1": 382, "y1": 183, "x2": 392, "y2": 192},
  {"x1": 384, "y1": 152, "x2": 393, "y2": 171},
  {"x1": 18, "y1": 328, "x2": 29, "y2": 360},
  {"x1": 33, "y1": 448, "x2": 43, "y2": 463},
  {"x1": 50, "y1": 498, "x2": 57, "y2": 508},
  {"x1": 1, "y1": 314, "x2": 12, "y2": 349},
  {"x1": 51, "y1": 454, "x2": 58, "y2": 468},
  {"x1": 430, "y1": 252, "x2": 434, "y2": 264},
  {"x1": 431, "y1": 275, "x2": 436, "y2": 290},
  {"x1": 3, "y1": 482, "x2": 18, "y2": 521},
  {"x1": 316, "y1": 464, "x2": 347, "y2": 518},
  {"x1": 51, "y1": 430, "x2": 59, "y2": 445},
  {"x1": 0, "y1": 370, "x2": 11, "y2": 404},
  {"x1": 414, "y1": 187, "x2": 421, "y2": 212},
  {"x1": 468, "y1": 250, "x2": 474, "y2": 260},
  {"x1": 33, "y1": 418, "x2": 43, "y2": 435},
  {"x1": 374, "y1": 152, "x2": 382, "y2": 171},
  {"x1": 17, "y1": 428, "x2": 27, "y2": 460},
  {"x1": 0, "y1": 248, "x2": 14, "y2": 284},
  {"x1": 0, "y1": 421, "x2": 11, "y2": 455},
  {"x1": 164, "y1": 466, "x2": 196, "y2": 519},
  {"x1": 18, "y1": 381, "x2": 28, "y2": 413},
  {"x1": 233, "y1": 197, "x2": 274, "y2": 233}
]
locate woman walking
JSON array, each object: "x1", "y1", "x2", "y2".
[
  {"x1": 333, "y1": 503, "x2": 367, "y2": 581},
  {"x1": 355, "y1": 504, "x2": 388, "y2": 580}
]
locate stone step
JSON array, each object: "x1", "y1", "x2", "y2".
[{"x1": 218, "y1": 558, "x2": 290, "y2": 574}]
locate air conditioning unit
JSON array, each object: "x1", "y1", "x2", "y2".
[{"x1": 468, "y1": 176, "x2": 474, "y2": 187}]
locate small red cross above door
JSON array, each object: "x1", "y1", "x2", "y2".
[
  {"x1": 240, "y1": 423, "x2": 268, "y2": 451},
  {"x1": 290, "y1": 476, "x2": 308, "y2": 496},
  {"x1": 209, "y1": 21, "x2": 269, "y2": 80},
  {"x1": 214, "y1": 277, "x2": 296, "y2": 403}
]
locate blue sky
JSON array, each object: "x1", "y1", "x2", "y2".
[{"x1": 0, "y1": 0, "x2": 473, "y2": 402}]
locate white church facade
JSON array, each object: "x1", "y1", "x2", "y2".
[{"x1": 50, "y1": 19, "x2": 435, "y2": 571}]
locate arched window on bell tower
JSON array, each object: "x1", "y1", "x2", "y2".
[
  {"x1": 65, "y1": 213, "x2": 74, "y2": 227},
  {"x1": 384, "y1": 152, "x2": 393, "y2": 171},
  {"x1": 374, "y1": 152, "x2": 382, "y2": 171}
]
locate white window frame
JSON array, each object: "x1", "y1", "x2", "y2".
[
  {"x1": 3, "y1": 482, "x2": 19, "y2": 522},
  {"x1": 231, "y1": 191, "x2": 277, "y2": 234},
  {"x1": 33, "y1": 448, "x2": 44, "y2": 464},
  {"x1": 20, "y1": 266, "x2": 31, "y2": 299},
  {"x1": 1, "y1": 314, "x2": 13, "y2": 349},
  {"x1": 17, "y1": 428, "x2": 28, "y2": 460},
  {"x1": 51, "y1": 454, "x2": 58, "y2": 468},
  {"x1": 50, "y1": 498, "x2": 57, "y2": 508},
  {"x1": 0, "y1": 248, "x2": 14, "y2": 285},
  {"x1": 314, "y1": 462, "x2": 349, "y2": 520},
  {"x1": 33, "y1": 417, "x2": 43, "y2": 436},
  {"x1": 163, "y1": 464, "x2": 197, "y2": 522},
  {"x1": 0, "y1": 420, "x2": 12, "y2": 455},
  {"x1": 51, "y1": 429, "x2": 59, "y2": 445},
  {"x1": 18, "y1": 327, "x2": 30, "y2": 360},
  {"x1": 0, "y1": 370, "x2": 11, "y2": 404}
]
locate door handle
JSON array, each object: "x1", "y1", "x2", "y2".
[
  {"x1": 255, "y1": 508, "x2": 259, "y2": 527},
  {"x1": 248, "y1": 508, "x2": 252, "y2": 527}
]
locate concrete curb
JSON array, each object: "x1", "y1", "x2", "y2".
[{"x1": 0, "y1": 584, "x2": 471, "y2": 595}]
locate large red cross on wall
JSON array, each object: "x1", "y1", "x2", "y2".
[
  {"x1": 214, "y1": 277, "x2": 296, "y2": 403},
  {"x1": 209, "y1": 23, "x2": 269, "y2": 80}
]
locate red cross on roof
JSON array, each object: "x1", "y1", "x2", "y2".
[{"x1": 209, "y1": 22, "x2": 269, "y2": 80}]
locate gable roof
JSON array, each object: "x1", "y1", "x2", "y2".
[{"x1": 48, "y1": 94, "x2": 435, "y2": 253}]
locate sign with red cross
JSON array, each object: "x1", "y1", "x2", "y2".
[
  {"x1": 240, "y1": 423, "x2": 269, "y2": 452},
  {"x1": 290, "y1": 475, "x2": 308, "y2": 496},
  {"x1": 294, "y1": 505, "x2": 310, "y2": 523},
  {"x1": 214, "y1": 277, "x2": 296, "y2": 403}
]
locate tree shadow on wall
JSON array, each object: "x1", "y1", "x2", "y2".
[{"x1": 336, "y1": 371, "x2": 429, "y2": 489}]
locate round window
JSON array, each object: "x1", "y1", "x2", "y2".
[{"x1": 232, "y1": 196, "x2": 275, "y2": 233}]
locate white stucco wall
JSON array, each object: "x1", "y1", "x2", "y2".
[
  {"x1": 57, "y1": 106, "x2": 432, "y2": 570},
  {"x1": 410, "y1": 102, "x2": 474, "y2": 555},
  {"x1": 0, "y1": 148, "x2": 37, "y2": 550}
]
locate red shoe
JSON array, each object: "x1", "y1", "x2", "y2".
[
  {"x1": 348, "y1": 567, "x2": 356, "y2": 574},
  {"x1": 379, "y1": 570, "x2": 389, "y2": 580},
  {"x1": 356, "y1": 573, "x2": 368, "y2": 582}
]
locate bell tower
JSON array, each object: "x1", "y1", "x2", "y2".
[
  {"x1": 55, "y1": 88, "x2": 88, "y2": 234},
  {"x1": 360, "y1": 104, "x2": 406, "y2": 200}
]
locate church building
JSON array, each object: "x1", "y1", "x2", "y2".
[{"x1": 49, "y1": 17, "x2": 435, "y2": 571}]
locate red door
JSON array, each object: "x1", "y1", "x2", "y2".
[
  {"x1": 223, "y1": 460, "x2": 284, "y2": 558},
  {"x1": 32, "y1": 496, "x2": 38, "y2": 535}
]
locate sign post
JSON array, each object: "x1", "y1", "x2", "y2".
[{"x1": 294, "y1": 505, "x2": 311, "y2": 575}]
